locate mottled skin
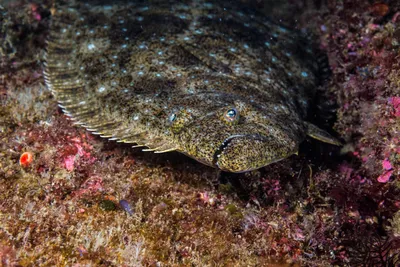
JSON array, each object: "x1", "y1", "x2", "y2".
[{"x1": 45, "y1": 0, "x2": 340, "y2": 173}]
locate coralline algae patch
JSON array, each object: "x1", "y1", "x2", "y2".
[
  {"x1": 319, "y1": 1, "x2": 400, "y2": 184},
  {"x1": 314, "y1": 1, "x2": 400, "y2": 260},
  {"x1": 1, "y1": 0, "x2": 400, "y2": 266}
]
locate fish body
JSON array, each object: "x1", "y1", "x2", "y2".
[{"x1": 45, "y1": 0, "x2": 340, "y2": 173}]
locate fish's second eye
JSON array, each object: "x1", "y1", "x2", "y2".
[
  {"x1": 169, "y1": 109, "x2": 193, "y2": 134},
  {"x1": 223, "y1": 108, "x2": 239, "y2": 125}
]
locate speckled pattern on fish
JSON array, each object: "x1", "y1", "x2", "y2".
[{"x1": 44, "y1": 0, "x2": 340, "y2": 173}]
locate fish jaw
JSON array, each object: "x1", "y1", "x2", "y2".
[{"x1": 213, "y1": 134, "x2": 299, "y2": 173}]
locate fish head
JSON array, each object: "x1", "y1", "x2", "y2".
[{"x1": 170, "y1": 97, "x2": 305, "y2": 173}]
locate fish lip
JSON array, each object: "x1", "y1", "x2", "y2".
[
  {"x1": 212, "y1": 134, "x2": 244, "y2": 166},
  {"x1": 213, "y1": 134, "x2": 267, "y2": 169}
]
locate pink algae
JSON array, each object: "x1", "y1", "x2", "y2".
[
  {"x1": 64, "y1": 155, "x2": 75, "y2": 171},
  {"x1": 377, "y1": 170, "x2": 393, "y2": 183},
  {"x1": 389, "y1": 96, "x2": 400, "y2": 117},
  {"x1": 62, "y1": 139, "x2": 96, "y2": 171},
  {"x1": 382, "y1": 159, "x2": 392, "y2": 170}
]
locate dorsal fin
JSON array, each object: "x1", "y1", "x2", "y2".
[{"x1": 44, "y1": 5, "x2": 178, "y2": 153}]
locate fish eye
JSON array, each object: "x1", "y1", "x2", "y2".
[
  {"x1": 225, "y1": 109, "x2": 237, "y2": 120},
  {"x1": 169, "y1": 109, "x2": 193, "y2": 133},
  {"x1": 223, "y1": 108, "x2": 240, "y2": 125}
]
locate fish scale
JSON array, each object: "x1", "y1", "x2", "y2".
[{"x1": 45, "y1": 0, "x2": 341, "y2": 173}]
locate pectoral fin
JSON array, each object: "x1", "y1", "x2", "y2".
[{"x1": 305, "y1": 122, "x2": 343, "y2": 146}]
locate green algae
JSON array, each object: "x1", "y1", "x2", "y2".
[
  {"x1": 99, "y1": 200, "x2": 116, "y2": 211},
  {"x1": 225, "y1": 204, "x2": 244, "y2": 219}
]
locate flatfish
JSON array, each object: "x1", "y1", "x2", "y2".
[{"x1": 44, "y1": 0, "x2": 340, "y2": 173}]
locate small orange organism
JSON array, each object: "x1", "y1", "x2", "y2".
[
  {"x1": 370, "y1": 3, "x2": 389, "y2": 16},
  {"x1": 19, "y1": 152, "x2": 33, "y2": 167}
]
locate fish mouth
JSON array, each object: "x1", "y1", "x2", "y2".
[
  {"x1": 213, "y1": 134, "x2": 267, "y2": 170},
  {"x1": 212, "y1": 135, "x2": 243, "y2": 166}
]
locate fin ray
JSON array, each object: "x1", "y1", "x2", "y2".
[
  {"x1": 44, "y1": 4, "x2": 177, "y2": 153},
  {"x1": 305, "y1": 122, "x2": 342, "y2": 146}
]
